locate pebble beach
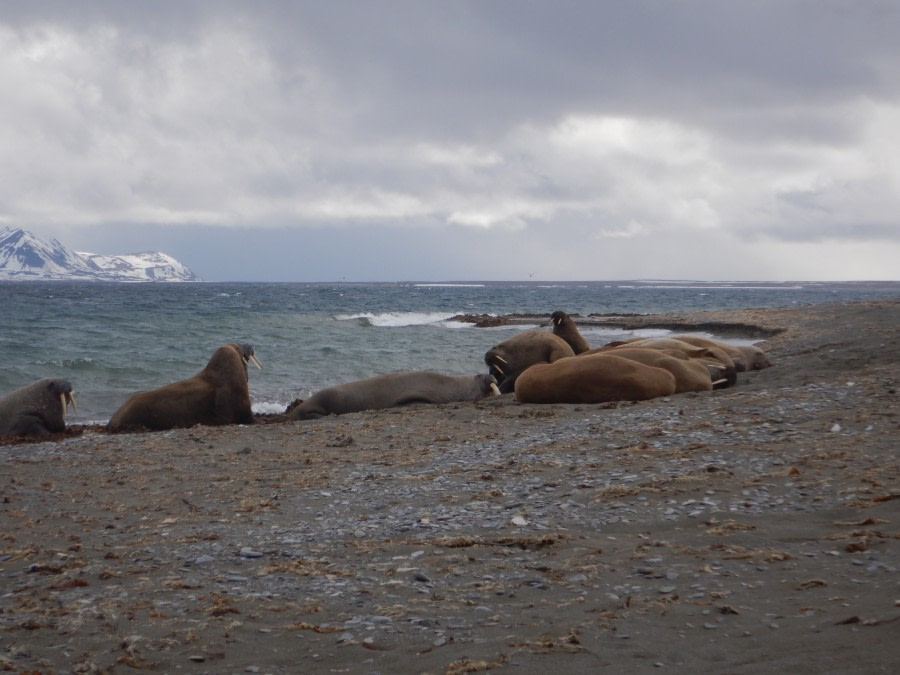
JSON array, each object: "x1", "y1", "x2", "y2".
[{"x1": 2, "y1": 299, "x2": 898, "y2": 673}]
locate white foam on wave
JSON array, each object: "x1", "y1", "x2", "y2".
[
  {"x1": 253, "y1": 401, "x2": 293, "y2": 415},
  {"x1": 634, "y1": 284, "x2": 804, "y2": 290},
  {"x1": 334, "y1": 311, "x2": 457, "y2": 327},
  {"x1": 413, "y1": 283, "x2": 486, "y2": 288}
]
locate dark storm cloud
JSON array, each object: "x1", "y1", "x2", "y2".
[{"x1": 1, "y1": 1, "x2": 898, "y2": 280}]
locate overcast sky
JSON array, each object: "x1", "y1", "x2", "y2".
[{"x1": 1, "y1": 1, "x2": 898, "y2": 281}]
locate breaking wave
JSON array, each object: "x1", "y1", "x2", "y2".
[{"x1": 335, "y1": 311, "x2": 458, "y2": 328}]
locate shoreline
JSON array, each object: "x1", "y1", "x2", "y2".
[{"x1": 1, "y1": 298, "x2": 898, "y2": 673}]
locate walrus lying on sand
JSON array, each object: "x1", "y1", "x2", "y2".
[
  {"x1": 0, "y1": 378, "x2": 77, "y2": 437},
  {"x1": 288, "y1": 372, "x2": 501, "y2": 420},
  {"x1": 593, "y1": 337, "x2": 738, "y2": 388},
  {"x1": 669, "y1": 335, "x2": 772, "y2": 371},
  {"x1": 485, "y1": 331, "x2": 576, "y2": 393},
  {"x1": 107, "y1": 343, "x2": 262, "y2": 432},
  {"x1": 515, "y1": 354, "x2": 676, "y2": 404},
  {"x1": 583, "y1": 346, "x2": 720, "y2": 392}
]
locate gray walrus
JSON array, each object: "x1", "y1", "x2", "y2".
[
  {"x1": 107, "y1": 343, "x2": 262, "y2": 432},
  {"x1": 515, "y1": 354, "x2": 676, "y2": 404},
  {"x1": 550, "y1": 310, "x2": 591, "y2": 354},
  {"x1": 484, "y1": 331, "x2": 576, "y2": 393},
  {"x1": 288, "y1": 372, "x2": 500, "y2": 420},
  {"x1": 0, "y1": 378, "x2": 77, "y2": 437}
]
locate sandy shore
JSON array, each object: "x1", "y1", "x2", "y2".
[{"x1": 2, "y1": 299, "x2": 898, "y2": 674}]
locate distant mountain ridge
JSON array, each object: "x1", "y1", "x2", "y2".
[{"x1": 0, "y1": 228, "x2": 201, "y2": 282}]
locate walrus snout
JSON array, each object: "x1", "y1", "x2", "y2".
[
  {"x1": 48, "y1": 380, "x2": 77, "y2": 418},
  {"x1": 62, "y1": 391, "x2": 77, "y2": 417},
  {"x1": 478, "y1": 373, "x2": 502, "y2": 397},
  {"x1": 236, "y1": 343, "x2": 263, "y2": 369}
]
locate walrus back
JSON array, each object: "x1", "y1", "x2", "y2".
[{"x1": 515, "y1": 354, "x2": 676, "y2": 404}]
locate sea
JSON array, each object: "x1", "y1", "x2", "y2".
[{"x1": 2, "y1": 280, "x2": 898, "y2": 425}]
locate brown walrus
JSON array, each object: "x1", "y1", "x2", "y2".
[
  {"x1": 582, "y1": 346, "x2": 715, "y2": 393},
  {"x1": 593, "y1": 337, "x2": 738, "y2": 388},
  {"x1": 106, "y1": 343, "x2": 262, "y2": 432},
  {"x1": 484, "y1": 331, "x2": 576, "y2": 393},
  {"x1": 288, "y1": 372, "x2": 500, "y2": 420},
  {"x1": 550, "y1": 310, "x2": 591, "y2": 354},
  {"x1": 0, "y1": 378, "x2": 77, "y2": 437},
  {"x1": 515, "y1": 354, "x2": 676, "y2": 404},
  {"x1": 669, "y1": 335, "x2": 772, "y2": 371}
]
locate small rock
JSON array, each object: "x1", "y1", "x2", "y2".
[{"x1": 239, "y1": 548, "x2": 264, "y2": 558}]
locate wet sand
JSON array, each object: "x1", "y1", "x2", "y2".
[{"x1": 2, "y1": 299, "x2": 898, "y2": 674}]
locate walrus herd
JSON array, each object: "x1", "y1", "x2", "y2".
[{"x1": 0, "y1": 311, "x2": 771, "y2": 437}]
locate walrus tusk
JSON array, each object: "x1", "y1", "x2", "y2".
[
  {"x1": 248, "y1": 353, "x2": 263, "y2": 369},
  {"x1": 490, "y1": 382, "x2": 501, "y2": 396},
  {"x1": 491, "y1": 363, "x2": 505, "y2": 375},
  {"x1": 60, "y1": 392, "x2": 77, "y2": 418},
  {"x1": 494, "y1": 355, "x2": 508, "y2": 365},
  {"x1": 712, "y1": 378, "x2": 728, "y2": 386}
]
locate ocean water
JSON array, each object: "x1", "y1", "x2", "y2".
[{"x1": 2, "y1": 280, "x2": 897, "y2": 424}]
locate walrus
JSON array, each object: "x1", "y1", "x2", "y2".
[
  {"x1": 550, "y1": 310, "x2": 591, "y2": 354},
  {"x1": 515, "y1": 354, "x2": 676, "y2": 404},
  {"x1": 484, "y1": 331, "x2": 576, "y2": 393},
  {"x1": 106, "y1": 343, "x2": 262, "y2": 432},
  {"x1": 663, "y1": 335, "x2": 751, "y2": 372},
  {"x1": 583, "y1": 347, "x2": 716, "y2": 393},
  {"x1": 735, "y1": 344, "x2": 772, "y2": 370},
  {"x1": 0, "y1": 378, "x2": 77, "y2": 437},
  {"x1": 593, "y1": 337, "x2": 738, "y2": 387},
  {"x1": 288, "y1": 372, "x2": 501, "y2": 420}
]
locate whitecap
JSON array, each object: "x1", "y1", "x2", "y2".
[
  {"x1": 252, "y1": 401, "x2": 293, "y2": 415},
  {"x1": 413, "y1": 283, "x2": 486, "y2": 288},
  {"x1": 334, "y1": 311, "x2": 456, "y2": 328}
]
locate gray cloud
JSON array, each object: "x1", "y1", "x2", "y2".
[{"x1": 2, "y1": 1, "x2": 899, "y2": 280}]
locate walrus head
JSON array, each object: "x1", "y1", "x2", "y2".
[
  {"x1": 482, "y1": 373, "x2": 502, "y2": 397},
  {"x1": 49, "y1": 379, "x2": 78, "y2": 419},
  {"x1": 234, "y1": 343, "x2": 264, "y2": 370},
  {"x1": 549, "y1": 310, "x2": 568, "y2": 327}
]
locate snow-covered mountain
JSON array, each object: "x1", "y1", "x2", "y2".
[
  {"x1": 79, "y1": 250, "x2": 200, "y2": 283},
  {"x1": 0, "y1": 228, "x2": 201, "y2": 282}
]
